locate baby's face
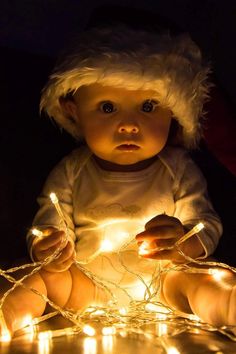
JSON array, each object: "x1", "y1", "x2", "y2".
[{"x1": 70, "y1": 83, "x2": 172, "y2": 170}]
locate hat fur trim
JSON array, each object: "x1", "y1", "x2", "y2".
[{"x1": 40, "y1": 26, "x2": 211, "y2": 148}]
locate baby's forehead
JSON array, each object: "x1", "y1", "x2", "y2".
[{"x1": 73, "y1": 83, "x2": 160, "y2": 102}]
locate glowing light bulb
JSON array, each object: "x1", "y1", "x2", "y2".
[
  {"x1": 119, "y1": 330, "x2": 128, "y2": 337},
  {"x1": 85, "y1": 307, "x2": 96, "y2": 313},
  {"x1": 32, "y1": 228, "x2": 43, "y2": 237},
  {"x1": 0, "y1": 309, "x2": 11, "y2": 342},
  {"x1": 167, "y1": 347, "x2": 180, "y2": 354},
  {"x1": 119, "y1": 307, "x2": 128, "y2": 316},
  {"x1": 0, "y1": 329, "x2": 11, "y2": 342},
  {"x1": 38, "y1": 331, "x2": 52, "y2": 340},
  {"x1": 90, "y1": 309, "x2": 105, "y2": 317},
  {"x1": 209, "y1": 268, "x2": 226, "y2": 281},
  {"x1": 100, "y1": 239, "x2": 113, "y2": 252},
  {"x1": 176, "y1": 222, "x2": 205, "y2": 245},
  {"x1": 21, "y1": 315, "x2": 33, "y2": 327},
  {"x1": 102, "y1": 327, "x2": 116, "y2": 335},
  {"x1": 158, "y1": 313, "x2": 168, "y2": 320},
  {"x1": 157, "y1": 323, "x2": 168, "y2": 336},
  {"x1": 83, "y1": 325, "x2": 96, "y2": 336},
  {"x1": 138, "y1": 241, "x2": 151, "y2": 255},
  {"x1": 49, "y1": 192, "x2": 58, "y2": 204},
  {"x1": 188, "y1": 314, "x2": 201, "y2": 322},
  {"x1": 49, "y1": 192, "x2": 67, "y2": 226}
]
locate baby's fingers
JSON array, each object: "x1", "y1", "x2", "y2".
[
  {"x1": 136, "y1": 225, "x2": 183, "y2": 242},
  {"x1": 54, "y1": 241, "x2": 75, "y2": 264},
  {"x1": 36, "y1": 231, "x2": 65, "y2": 251},
  {"x1": 145, "y1": 215, "x2": 182, "y2": 230}
]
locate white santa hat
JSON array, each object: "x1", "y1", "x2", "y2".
[{"x1": 40, "y1": 26, "x2": 211, "y2": 148}]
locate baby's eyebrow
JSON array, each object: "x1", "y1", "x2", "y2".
[{"x1": 89, "y1": 95, "x2": 116, "y2": 103}]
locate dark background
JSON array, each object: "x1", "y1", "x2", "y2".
[{"x1": 0, "y1": 0, "x2": 236, "y2": 267}]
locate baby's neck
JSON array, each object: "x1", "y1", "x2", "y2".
[{"x1": 93, "y1": 155, "x2": 159, "y2": 172}]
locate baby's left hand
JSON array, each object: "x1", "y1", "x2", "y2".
[{"x1": 136, "y1": 214, "x2": 185, "y2": 262}]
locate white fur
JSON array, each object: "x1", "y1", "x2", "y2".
[{"x1": 40, "y1": 27, "x2": 211, "y2": 148}]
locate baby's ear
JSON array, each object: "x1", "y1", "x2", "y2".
[{"x1": 59, "y1": 97, "x2": 78, "y2": 123}]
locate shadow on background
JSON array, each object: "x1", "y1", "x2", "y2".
[{"x1": 0, "y1": 47, "x2": 77, "y2": 267}]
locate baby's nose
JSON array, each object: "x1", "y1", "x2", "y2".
[{"x1": 118, "y1": 121, "x2": 139, "y2": 133}]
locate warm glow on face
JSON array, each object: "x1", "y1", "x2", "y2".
[{"x1": 73, "y1": 84, "x2": 172, "y2": 167}]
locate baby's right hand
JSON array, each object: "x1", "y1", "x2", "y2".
[{"x1": 31, "y1": 228, "x2": 75, "y2": 272}]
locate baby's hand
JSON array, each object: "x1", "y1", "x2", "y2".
[
  {"x1": 136, "y1": 214, "x2": 185, "y2": 262},
  {"x1": 31, "y1": 228, "x2": 75, "y2": 272}
]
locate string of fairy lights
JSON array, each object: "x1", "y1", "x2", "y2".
[{"x1": 1, "y1": 192, "x2": 236, "y2": 347}]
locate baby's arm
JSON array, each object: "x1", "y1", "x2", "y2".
[
  {"x1": 31, "y1": 228, "x2": 75, "y2": 272},
  {"x1": 27, "y1": 151, "x2": 81, "y2": 265},
  {"x1": 136, "y1": 214, "x2": 204, "y2": 262}
]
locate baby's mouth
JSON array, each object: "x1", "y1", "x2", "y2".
[{"x1": 116, "y1": 144, "x2": 140, "y2": 151}]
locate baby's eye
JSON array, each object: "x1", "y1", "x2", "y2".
[
  {"x1": 100, "y1": 102, "x2": 116, "y2": 113},
  {"x1": 141, "y1": 100, "x2": 158, "y2": 113}
]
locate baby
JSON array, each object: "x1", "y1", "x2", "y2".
[{"x1": 1, "y1": 25, "x2": 236, "y2": 337}]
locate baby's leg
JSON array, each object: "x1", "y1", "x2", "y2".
[
  {"x1": 1, "y1": 269, "x2": 47, "y2": 334},
  {"x1": 161, "y1": 264, "x2": 236, "y2": 326},
  {"x1": 0, "y1": 264, "x2": 95, "y2": 336},
  {"x1": 40, "y1": 264, "x2": 96, "y2": 310}
]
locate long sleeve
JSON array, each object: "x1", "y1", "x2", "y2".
[
  {"x1": 26, "y1": 146, "x2": 91, "y2": 259},
  {"x1": 172, "y1": 151, "x2": 223, "y2": 257}
]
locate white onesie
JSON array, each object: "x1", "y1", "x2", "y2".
[{"x1": 27, "y1": 145, "x2": 222, "y2": 305}]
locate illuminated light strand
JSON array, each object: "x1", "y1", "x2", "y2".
[
  {"x1": 38, "y1": 326, "x2": 81, "y2": 340},
  {"x1": 176, "y1": 222, "x2": 204, "y2": 245},
  {"x1": 139, "y1": 222, "x2": 204, "y2": 255},
  {"x1": 0, "y1": 199, "x2": 236, "y2": 343},
  {"x1": 49, "y1": 192, "x2": 68, "y2": 228},
  {"x1": 0, "y1": 266, "x2": 234, "y2": 339}
]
